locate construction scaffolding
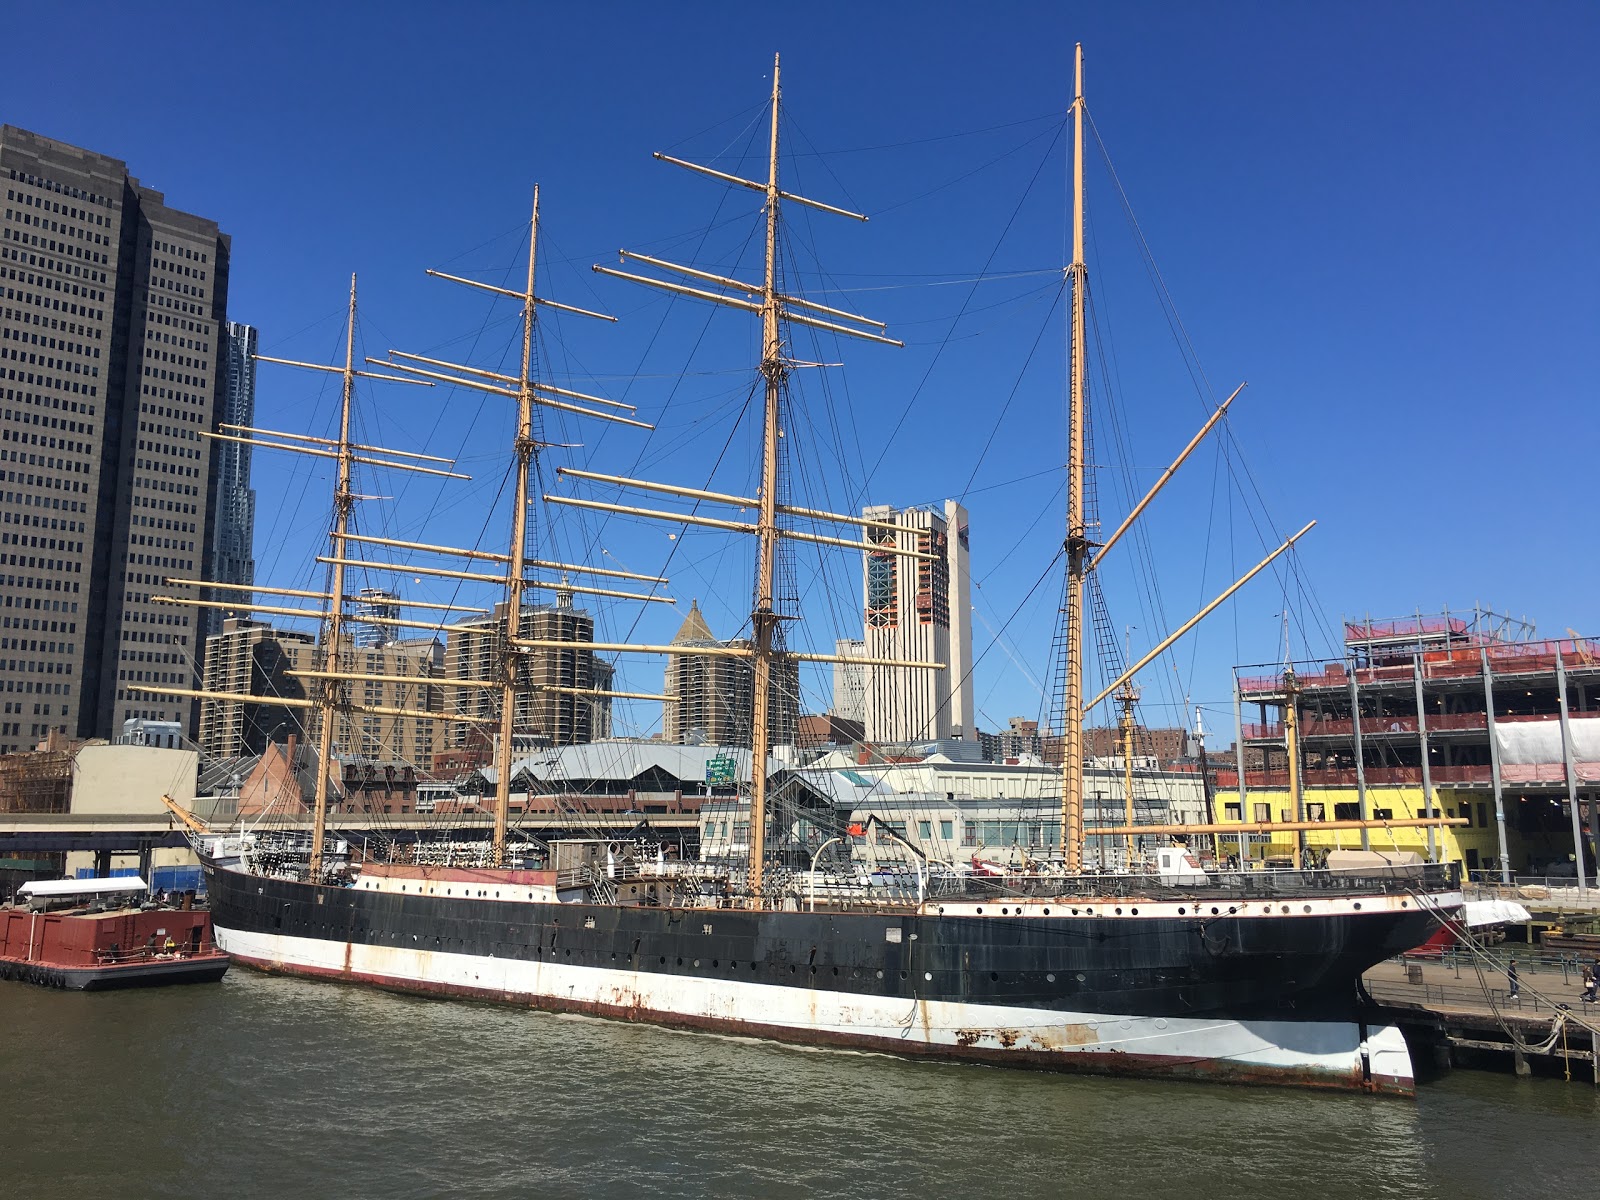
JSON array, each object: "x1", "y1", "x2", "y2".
[{"x1": 0, "y1": 746, "x2": 72, "y2": 814}]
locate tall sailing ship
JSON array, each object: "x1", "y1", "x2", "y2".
[{"x1": 149, "y1": 49, "x2": 1463, "y2": 1095}]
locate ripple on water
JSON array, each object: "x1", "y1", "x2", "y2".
[{"x1": 2, "y1": 969, "x2": 1596, "y2": 1200}]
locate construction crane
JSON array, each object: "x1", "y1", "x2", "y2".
[{"x1": 1565, "y1": 629, "x2": 1595, "y2": 667}]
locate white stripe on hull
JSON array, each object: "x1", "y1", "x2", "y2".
[{"x1": 216, "y1": 924, "x2": 1415, "y2": 1094}]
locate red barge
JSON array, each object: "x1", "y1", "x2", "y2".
[{"x1": 0, "y1": 877, "x2": 230, "y2": 990}]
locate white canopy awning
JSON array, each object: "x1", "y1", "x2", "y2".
[
  {"x1": 17, "y1": 876, "x2": 149, "y2": 899},
  {"x1": 1462, "y1": 899, "x2": 1532, "y2": 927}
]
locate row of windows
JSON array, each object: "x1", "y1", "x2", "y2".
[
  {"x1": 4, "y1": 266, "x2": 110, "y2": 310},
  {"x1": 3, "y1": 204, "x2": 109, "y2": 241},
  {"x1": 1, "y1": 220, "x2": 108, "y2": 261},
  {"x1": 1, "y1": 242, "x2": 108, "y2": 287},
  {"x1": 3, "y1": 303, "x2": 102, "y2": 345},
  {"x1": 153, "y1": 237, "x2": 208, "y2": 265},
  {"x1": 6, "y1": 173, "x2": 112, "y2": 212}
]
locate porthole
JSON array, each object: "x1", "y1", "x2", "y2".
[
  {"x1": 1353, "y1": 902, "x2": 1362, "y2": 910},
  {"x1": 876, "y1": 970, "x2": 885, "y2": 979},
  {"x1": 1001, "y1": 907, "x2": 1009, "y2": 915},
  {"x1": 677, "y1": 957, "x2": 684, "y2": 966},
  {"x1": 693, "y1": 959, "x2": 701, "y2": 968},
  {"x1": 1076, "y1": 972, "x2": 1086, "y2": 982},
  {"x1": 832, "y1": 967, "x2": 839, "y2": 976},
  {"x1": 1178, "y1": 907, "x2": 1186, "y2": 915},
  {"x1": 899, "y1": 970, "x2": 908, "y2": 980},
  {"x1": 712, "y1": 960, "x2": 719, "y2": 968},
  {"x1": 790, "y1": 965, "x2": 797, "y2": 974},
  {"x1": 1071, "y1": 908, "x2": 1079, "y2": 916},
  {"x1": 990, "y1": 972, "x2": 1000, "y2": 982},
  {"x1": 924, "y1": 972, "x2": 933, "y2": 981},
  {"x1": 1303, "y1": 905, "x2": 1312, "y2": 913},
  {"x1": 1211, "y1": 907, "x2": 1219, "y2": 915},
  {"x1": 1115, "y1": 907, "x2": 1123, "y2": 915},
  {"x1": 659, "y1": 956, "x2": 667, "y2": 964},
  {"x1": 1228, "y1": 906, "x2": 1236, "y2": 914},
  {"x1": 1401, "y1": 900, "x2": 1409, "y2": 908},
  {"x1": 1130, "y1": 908, "x2": 1139, "y2": 916},
  {"x1": 976, "y1": 907, "x2": 984, "y2": 914},
  {"x1": 1043, "y1": 908, "x2": 1051, "y2": 915},
  {"x1": 1281, "y1": 905, "x2": 1290, "y2": 914},
  {"x1": 1046, "y1": 973, "x2": 1056, "y2": 983}
]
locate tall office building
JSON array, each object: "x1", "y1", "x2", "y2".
[
  {"x1": 445, "y1": 590, "x2": 605, "y2": 750},
  {"x1": 353, "y1": 587, "x2": 400, "y2": 648},
  {"x1": 211, "y1": 321, "x2": 256, "y2": 599},
  {"x1": 861, "y1": 500, "x2": 974, "y2": 744},
  {"x1": 198, "y1": 616, "x2": 313, "y2": 758},
  {"x1": 0, "y1": 126, "x2": 230, "y2": 752},
  {"x1": 663, "y1": 600, "x2": 799, "y2": 749},
  {"x1": 199, "y1": 617, "x2": 444, "y2": 766},
  {"x1": 831, "y1": 637, "x2": 866, "y2": 722}
]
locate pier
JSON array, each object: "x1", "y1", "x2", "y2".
[{"x1": 1368, "y1": 956, "x2": 1600, "y2": 1082}]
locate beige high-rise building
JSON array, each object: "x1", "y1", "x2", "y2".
[
  {"x1": 663, "y1": 600, "x2": 798, "y2": 749},
  {"x1": 861, "y1": 500, "x2": 974, "y2": 744},
  {"x1": 444, "y1": 592, "x2": 606, "y2": 751},
  {"x1": 198, "y1": 617, "x2": 313, "y2": 758},
  {"x1": 199, "y1": 620, "x2": 443, "y2": 768},
  {"x1": 0, "y1": 126, "x2": 230, "y2": 753}
]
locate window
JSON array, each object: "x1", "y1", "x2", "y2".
[
  {"x1": 1307, "y1": 803, "x2": 1325, "y2": 822},
  {"x1": 918, "y1": 820, "x2": 932, "y2": 840},
  {"x1": 1253, "y1": 802, "x2": 1271, "y2": 823},
  {"x1": 1224, "y1": 803, "x2": 1241, "y2": 820},
  {"x1": 939, "y1": 819, "x2": 953, "y2": 840},
  {"x1": 1334, "y1": 802, "x2": 1360, "y2": 820},
  {"x1": 1372, "y1": 808, "x2": 1394, "y2": 820}
]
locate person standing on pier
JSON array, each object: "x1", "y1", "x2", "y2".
[
  {"x1": 1507, "y1": 959, "x2": 1520, "y2": 999},
  {"x1": 1581, "y1": 964, "x2": 1596, "y2": 1004}
]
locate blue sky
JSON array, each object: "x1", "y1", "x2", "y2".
[{"x1": 5, "y1": 4, "x2": 1595, "y2": 742}]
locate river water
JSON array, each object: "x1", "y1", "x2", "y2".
[{"x1": 3, "y1": 970, "x2": 1594, "y2": 1200}]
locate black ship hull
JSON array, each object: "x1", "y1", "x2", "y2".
[{"x1": 204, "y1": 860, "x2": 1452, "y2": 1094}]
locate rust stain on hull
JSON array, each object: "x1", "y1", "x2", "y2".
[{"x1": 230, "y1": 951, "x2": 1412, "y2": 1098}]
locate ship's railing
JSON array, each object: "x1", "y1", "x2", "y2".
[
  {"x1": 92, "y1": 942, "x2": 222, "y2": 965},
  {"x1": 952, "y1": 862, "x2": 1461, "y2": 901}
]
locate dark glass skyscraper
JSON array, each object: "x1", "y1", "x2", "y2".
[{"x1": 212, "y1": 321, "x2": 256, "y2": 599}]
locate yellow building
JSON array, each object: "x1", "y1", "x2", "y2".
[{"x1": 1213, "y1": 783, "x2": 1527, "y2": 871}]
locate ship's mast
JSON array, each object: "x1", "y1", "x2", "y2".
[
  {"x1": 492, "y1": 189, "x2": 542, "y2": 868},
  {"x1": 576, "y1": 58, "x2": 917, "y2": 903},
  {"x1": 747, "y1": 54, "x2": 786, "y2": 898},
  {"x1": 310, "y1": 276, "x2": 359, "y2": 879},
  {"x1": 1061, "y1": 43, "x2": 1088, "y2": 872}
]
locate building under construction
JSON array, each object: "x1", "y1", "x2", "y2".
[
  {"x1": 0, "y1": 730, "x2": 73, "y2": 813},
  {"x1": 1218, "y1": 609, "x2": 1600, "y2": 879}
]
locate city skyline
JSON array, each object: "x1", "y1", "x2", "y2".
[{"x1": 1, "y1": 6, "x2": 1592, "y2": 748}]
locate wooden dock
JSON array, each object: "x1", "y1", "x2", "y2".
[{"x1": 1366, "y1": 958, "x2": 1600, "y2": 1082}]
